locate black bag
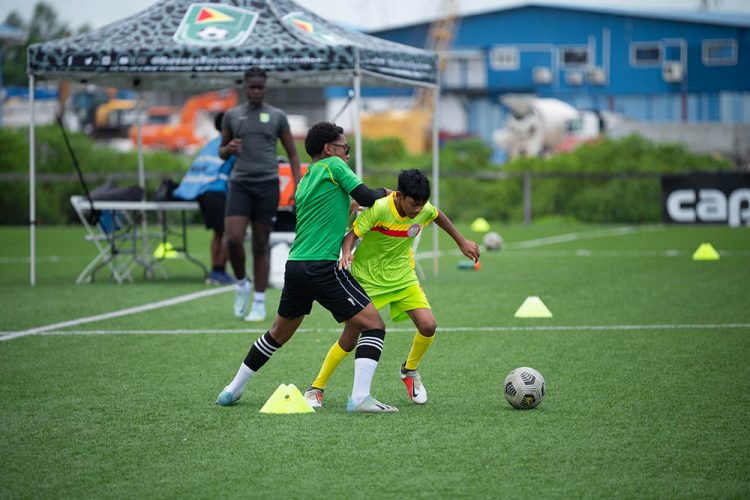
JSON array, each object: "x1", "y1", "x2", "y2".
[
  {"x1": 153, "y1": 178, "x2": 177, "y2": 201},
  {"x1": 89, "y1": 183, "x2": 144, "y2": 201},
  {"x1": 85, "y1": 183, "x2": 144, "y2": 227}
]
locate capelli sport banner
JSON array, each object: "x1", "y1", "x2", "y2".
[{"x1": 662, "y1": 173, "x2": 750, "y2": 227}]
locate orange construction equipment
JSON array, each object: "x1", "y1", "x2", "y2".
[
  {"x1": 360, "y1": 0, "x2": 459, "y2": 154},
  {"x1": 130, "y1": 90, "x2": 238, "y2": 153}
]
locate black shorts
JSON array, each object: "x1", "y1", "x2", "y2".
[
  {"x1": 278, "y1": 260, "x2": 372, "y2": 323},
  {"x1": 197, "y1": 191, "x2": 226, "y2": 232},
  {"x1": 225, "y1": 178, "x2": 280, "y2": 226}
]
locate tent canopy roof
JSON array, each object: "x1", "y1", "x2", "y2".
[{"x1": 28, "y1": 0, "x2": 437, "y2": 90}]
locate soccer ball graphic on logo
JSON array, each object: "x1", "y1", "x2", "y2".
[
  {"x1": 504, "y1": 367, "x2": 545, "y2": 409},
  {"x1": 483, "y1": 231, "x2": 503, "y2": 251},
  {"x1": 197, "y1": 26, "x2": 229, "y2": 41}
]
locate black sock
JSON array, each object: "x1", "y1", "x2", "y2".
[
  {"x1": 355, "y1": 329, "x2": 386, "y2": 362},
  {"x1": 243, "y1": 331, "x2": 281, "y2": 372}
]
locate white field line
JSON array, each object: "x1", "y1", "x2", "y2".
[
  {"x1": 0, "y1": 225, "x2": 720, "y2": 342},
  {"x1": 509, "y1": 226, "x2": 638, "y2": 249},
  {"x1": 2, "y1": 323, "x2": 748, "y2": 338},
  {"x1": 416, "y1": 225, "x2": 643, "y2": 259},
  {"x1": 0, "y1": 286, "x2": 233, "y2": 342}
]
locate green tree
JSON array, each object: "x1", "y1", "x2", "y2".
[{"x1": 2, "y1": 2, "x2": 88, "y2": 87}]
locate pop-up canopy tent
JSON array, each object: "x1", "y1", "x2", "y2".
[{"x1": 27, "y1": 0, "x2": 441, "y2": 285}]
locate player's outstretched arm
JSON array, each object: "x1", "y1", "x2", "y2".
[
  {"x1": 338, "y1": 231, "x2": 359, "y2": 270},
  {"x1": 434, "y1": 210, "x2": 480, "y2": 262}
]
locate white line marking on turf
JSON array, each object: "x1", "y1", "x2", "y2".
[
  {"x1": 4, "y1": 225, "x2": 731, "y2": 342},
  {"x1": 4, "y1": 323, "x2": 748, "y2": 338},
  {"x1": 510, "y1": 226, "x2": 637, "y2": 249},
  {"x1": 0, "y1": 286, "x2": 234, "y2": 342},
  {"x1": 416, "y1": 225, "x2": 641, "y2": 259}
]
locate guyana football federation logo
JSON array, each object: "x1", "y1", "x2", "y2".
[
  {"x1": 174, "y1": 4, "x2": 259, "y2": 46},
  {"x1": 282, "y1": 12, "x2": 347, "y2": 46}
]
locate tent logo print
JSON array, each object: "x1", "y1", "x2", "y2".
[
  {"x1": 282, "y1": 12, "x2": 346, "y2": 45},
  {"x1": 174, "y1": 3, "x2": 259, "y2": 47}
]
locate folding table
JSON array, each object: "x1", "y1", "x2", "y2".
[{"x1": 70, "y1": 195, "x2": 208, "y2": 283}]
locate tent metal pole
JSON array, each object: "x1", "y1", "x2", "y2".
[
  {"x1": 136, "y1": 92, "x2": 145, "y2": 193},
  {"x1": 136, "y1": 91, "x2": 149, "y2": 261},
  {"x1": 28, "y1": 74, "x2": 36, "y2": 286},
  {"x1": 353, "y1": 62, "x2": 363, "y2": 177},
  {"x1": 432, "y1": 82, "x2": 440, "y2": 276}
]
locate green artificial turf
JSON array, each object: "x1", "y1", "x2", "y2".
[{"x1": 1, "y1": 223, "x2": 748, "y2": 498}]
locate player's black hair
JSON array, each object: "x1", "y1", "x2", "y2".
[
  {"x1": 305, "y1": 121, "x2": 344, "y2": 157},
  {"x1": 244, "y1": 67, "x2": 267, "y2": 80},
  {"x1": 214, "y1": 112, "x2": 224, "y2": 132},
  {"x1": 397, "y1": 169, "x2": 431, "y2": 203}
]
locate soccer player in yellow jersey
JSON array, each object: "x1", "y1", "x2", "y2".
[{"x1": 304, "y1": 169, "x2": 480, "y2": 407}]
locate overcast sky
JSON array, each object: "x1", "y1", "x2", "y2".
[{"x1": 2, "y1": 0, "x2": 749, "y2": 32}]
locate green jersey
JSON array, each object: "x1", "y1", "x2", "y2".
[
  {"x1": 288, "y1": 156, "x2": 363, "y2": 261},
  {"x1": 352, "y1": 193, "x2": 438, "y2": 294}
]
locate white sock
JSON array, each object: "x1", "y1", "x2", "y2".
[
  {"x1": 253, "y1": 291, "x2": 266, "y2": 304},
  {"x1": 351, "y1": 358, "x2": 378, "y2": 405},
  {"x1": 237, "y1": 278, "x2": 250, "y2": 290},
  {"x1": 225, "y1": 363, "x2": 255, "y2": 395}
]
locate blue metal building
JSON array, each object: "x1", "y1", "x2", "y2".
[{"x1": 364, "y1": 2, "x2": 750, "y2": 143}]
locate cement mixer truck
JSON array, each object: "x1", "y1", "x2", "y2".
[{"x1": 493, "y1": 95, "x2": 615, "y2": 159}]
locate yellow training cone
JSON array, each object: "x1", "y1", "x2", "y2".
[
  {"x1": 692, "y1": 243, "x2": 720, "y2": 261},
  {"x1": 153, "y1": 242, "x2": 178, "y2": 259},
  {"x1": 471, "y1": 217, "x2": 491, "y2": 233},
  {"x1": 259, "y1": 384, "x2": 315, "y2": 414},
  {"x1": 514, "y1": 296, "x2": 553, "y2": 318}
]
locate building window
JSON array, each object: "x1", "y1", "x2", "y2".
[
  {"x1": 560, "y1": 47, "x2": 588, "y2": 68},
  {"x1": 489, "y1": 46, "x2": 519, "y2": 71},
  {"x1": 703, "y1": 39, "x2": 737, "y2": 66},
  {"x1": 631, "y1": 42, "x2": 661, "y2": 66},
  {"x1": 443, "y1": 51, "x2": 487, "y2": 88}
]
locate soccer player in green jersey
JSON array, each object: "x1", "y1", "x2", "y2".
[
  {"x1": 304, "y1": 169, "x2": 480, "y2": 408},
  {"x1": 216, "y1": 122, "x2": 399, "y2": 413}
]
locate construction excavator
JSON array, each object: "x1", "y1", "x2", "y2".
[
  {"x1": 59, "y1": 82, "x2": 137, "y2": 137},
  {"x1": 129, "y1": 89, "x2": 238, "y2": 153}
]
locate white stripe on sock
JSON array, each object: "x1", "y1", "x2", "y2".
[
  {"x1": 357, "y1": 338, "x2": 384, "y2": 350},
  {"x1": 254, "y1": 336, "x2": 277, "y2": 358}
]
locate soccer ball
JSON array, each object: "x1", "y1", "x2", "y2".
[
  {"x1": 504, "y1": 367, "x2": 545, "y2": 409},
  {"x1": 483, "y1": 231, "x2": 503, "y2": 251}
]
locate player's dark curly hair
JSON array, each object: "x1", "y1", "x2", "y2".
[
  {"x1": 305, "y1": 121, "x2": 344, "y2": 157},
  {"x1": 398, "y1": 169, "x2": 431, "y2": 203},
  {"x1": 244, "y1": 67, "x2": 267, "y2": 80}
]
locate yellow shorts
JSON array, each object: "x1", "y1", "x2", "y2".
[{"x1": 369, "y1": 283, "x2": 431, "y2": 323}]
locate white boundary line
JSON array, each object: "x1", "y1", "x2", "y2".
[
  {"x1": 0, "y1": 286, "x2": 233, "y2": 342},
  {"x1": 3, "y1": 323, "x2": 749, "y2": 339},
  {"x1": 416, "y1": 225, "x2": 644, "y2": 259},
  {"x1": 3, "y1": 225, "x2": 743, "y2": 343}
]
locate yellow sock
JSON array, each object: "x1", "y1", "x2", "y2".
[
  {"x1": 311, "y1": 341, "x2": 350, "y2": 389},
  {"x1": 404, "y1": 331, "x2": 435, "y2": 371}
]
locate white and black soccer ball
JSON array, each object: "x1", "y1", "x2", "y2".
[
  {"x1": 483, "y1": 231, "x2": 503, "y2": 251},
  {"x1": 504, "y1": 367, "x2": 545, "y2": 409}
]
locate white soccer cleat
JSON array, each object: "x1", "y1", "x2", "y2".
[
  {"x1": 234, "y1": 284, "x2": 251, "y2": 318},
  {"x1": 400, "y1": 363, "x2": 428, "y2": 404},
  {"x1": 304, "y1": 386, "x2": 324, "y2": 409},
  {"x1": 244, "y1": 301, "x2": 266, "y2": 322},
  {"x1": 347, "y1": 395, "x2": 398, "y2": 413}
]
